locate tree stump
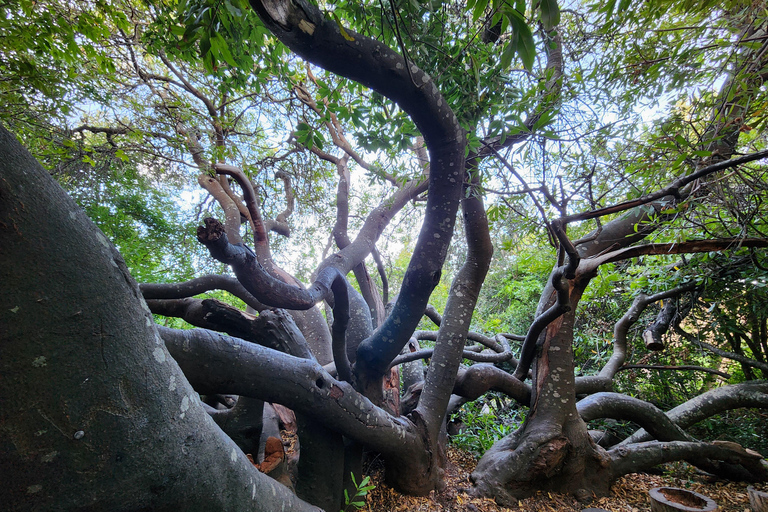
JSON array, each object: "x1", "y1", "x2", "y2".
[
  {"x1": 649, "y1": 487, "x2": 718, "y2": 512},
  {"x1": 748, "y1": 486, "x2": 768, "y2": 512}
]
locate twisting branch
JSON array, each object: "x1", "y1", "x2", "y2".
[
  {"x1": 263, "y1": 169, "x2": 294, "y2": 237},
  {"x1": 390, "y1": 333, "x2": 517, "y2": 367},
  {"x1": 513, "y1": 267, "x2": 571, "y2": 381},
  {"x1": 674, "y1": 324, "x2": 768, "y2": 373},
  {"x1": 196, "y1": 217, "x2": 354, "y2": 378},
  {"x1": 140, "y1": 275, "x2": 266, "y2": 311},
  {"x1": 601, "y1": 283, "x2": 697, "y2": 380},
  {"x1": 249, "y1": 0, "x2": 467, "y2": 383},
  {"x1": 578, "y1": 392, "x2": 694, "y2": 443},
  {"x1": 214, "y1": 163, "x2": 268, "y2": 245},
  {"x1": 617, "y1": 364, "x2": 731, "y2": 378}
]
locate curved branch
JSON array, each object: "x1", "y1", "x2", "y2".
[
  {"x1": 621, "y1": 381, "x2": 768, "y2": 445},
  {"x1": 401, "y1": 364, "x2": 532, "y2": 415},
  {"x1": 248, "y1": 0, "x2": 467, "y2": 379},
  {"x1": 454, "y1": 364, "x2": 531, "y2": 405},
  {"x1": 197, "y1": 217, "x2": 341, "y2": 309},
  {"x1": 140, "y1": 275, "x2": 266, "y2": 311},
  {"x1": 214, "y1": 163, "x2": 269, "y2": 246},
  {"x1": 618, "y1": 364, "x2": 731, "y2": 379},
  {"x1": 577, "y1": 392, "x2": 694, "y2": 443},
  {"x1": 512, "y1": 268, "x2": 571, "y2": 381},
  {"x1": 600, "y1": 283, "x2": 697, "y2": 380},
  {"x1": 609, "y1": 440, "x2": 768, "y2": 482},
  {"x1": 263, "y1": 169, "x2": 294, "y2": 237},
  {"x1": 415, "y1": 174, "x2": 494, "y2": 440}
]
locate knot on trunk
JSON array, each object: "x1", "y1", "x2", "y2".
[{"x1": 531, "y1": 436, "x2": 570, "y2": 479}]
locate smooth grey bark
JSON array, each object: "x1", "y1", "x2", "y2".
[
  {"x1": 206, "y1": 396, "x2": 265, "y2": 458},
  {"x1": 248, "y1": 0, "x2": 466, "y2": 381},
  {"x1": 621, "y1": 381, "x2": 768, "y2": 445},
  {"x1": 0, "y1": 125, "x2": 318, "y2": 511},
  {"x1": 140, "y1": 275, "x2": 267, "y2": 311},
  {"x1": 609, "y1": 441, "x2": 768, "y2": 482},
  {"x1": 158, "y1": 327, "x2": 424, "y2": 458},
  {"x1": 577, "y1": 392, "x2": 694, "y2": 443}
]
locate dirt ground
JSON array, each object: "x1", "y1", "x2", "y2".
[{"x1": 360, "y1": 446, "x2": 768, "y2": 512}]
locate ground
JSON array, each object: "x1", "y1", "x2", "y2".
[{"x1": 359, "y1": 446, "x2": 768, "y2": 512}]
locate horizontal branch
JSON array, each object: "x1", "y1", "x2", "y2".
[
  {"x1": 610, "y1": 440, "x2": 768, "y2": 482},
  {"x1": 158, "y1": 326, "x2": 422, "y2": 455},
  {"x1": 583, "y1": 238, "x2": 768, "y2": 273},
  {"x1": 621, "y1": 381, "x2": 768, "y2": 445},
  {"x1": 564, "y1": 149, "x2": 768, "y2": 225},
  {"x1": 618, "y1": 364, "x2": 731, "y2": 379},
  {"x1": 140, "y1": 275, "x2": 266, "y2": 311},
  {"x1": 577, "y1": 392, "x2": 693, "y2": 443}
]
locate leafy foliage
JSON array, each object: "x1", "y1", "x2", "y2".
[{"x1": 341, "y1": 474, "x2": 376, "y2": 512}]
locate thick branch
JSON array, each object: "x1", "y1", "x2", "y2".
[
  {"x1": 609, "y1": 440, "x2": 768, "y2": 482},
  {"x1": 140, "y1": 275, "x2": 266, "y2": 311},
  {"x1": 197, "y1": 218, "x2": 342, "y2": 310},
  {"x1": 621, "y1": 381, "x2": 768, "y2": 445},
  {"x1": 249, "y1": 0, "x2": 466, "y2": 379},
  {"x1": 415, "y1": 177, "x2": 494, "y2": 440},
  {"x1": 158, "y1": 326, "x2": 423, "y2": 457},
  {"x1": 578, "y1": 392, "x2": 694, "y2": 443},
  {"x1": 513, "y1": 268, "x2": 571, "y2": 381},
  {"x1": 214, "y1": 163, "x2": 269, "y2": 248}
]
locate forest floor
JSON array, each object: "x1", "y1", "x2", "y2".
[{"x1": 361, "y1": 445, "x2": 768, "y2": 512}]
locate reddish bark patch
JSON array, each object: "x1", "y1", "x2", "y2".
[
  {"x1": 329, "y1": 384, "x2": 344, "y2": 399},
  {"x1": 531, "y1": 436, "x2": 569, "y2": 478}
]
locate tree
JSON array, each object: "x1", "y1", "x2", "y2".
[{"x1": 4, "y1": 0, "x2": 768, "y2": 510}]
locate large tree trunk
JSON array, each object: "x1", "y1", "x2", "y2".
[
  {"x1": 0, "y1": 125, "x2": 318, "y2": 511},
  {"x1": 472, "y1": 279, "x2": 612, "y2": 505}
]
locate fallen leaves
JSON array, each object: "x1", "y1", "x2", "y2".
[{"x1": 362, "y1": 450, "x2": 768, "y2": 512}]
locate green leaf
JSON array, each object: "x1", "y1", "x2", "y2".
[
  {"x1": 500, "y1": 39, "x2": 516, "y2": 70},
  {"x1": 472, "y1": 0, "x2": 488, "y2": 22},
  {"x1": 213, "y1": 33, "x2": 237, "y2": 67},
  {"x1": 539, "y1": 0, "x2": 560, "y2": 29}
]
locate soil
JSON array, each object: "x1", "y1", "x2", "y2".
[{"x1": 359, "y1": 446, "x2": 768, "y2": 512}]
